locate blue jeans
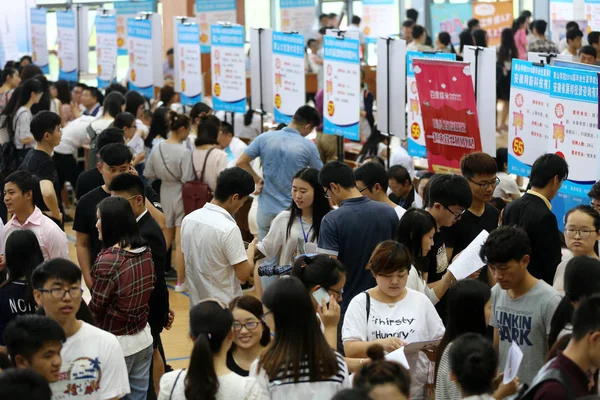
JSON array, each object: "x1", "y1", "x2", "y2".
[
  {"x1": 124, "y1": 344, "x2": 153, "y2": 400},
  {"x1": 257, "y1": 207, "x2": 279, "y2": 290}
]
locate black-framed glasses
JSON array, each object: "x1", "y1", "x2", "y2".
[
  {"x1": 358, "y1": 186, "x2": 369, "y2": 193},
  {"x1": 565, "y1": 228, "x2": 595, "y2": 239},
  {"x1": 232, "y1": 321, "x2": 261, "y2": 331},
  {"x1": 37, "y1": 287, "x2": 83, "y2": 300},
  {"x1": 591, "y1": 200, "x2": 600, "y2": 211},
  {"x1": 327, "y1": 287, "x2": 344, "y2": 300},
  {"x1": 323, "y1": 187, "x2": 330, "y2": 199},
  {"x1": 260, "y1": 311, "x2": 272, "y2": 322},
  {"x1": 468, "y1": 177, "x2": 500, "y2": 189},
  {"x1": 443, "y1": 205, "x2": 465, "y2": 220}
]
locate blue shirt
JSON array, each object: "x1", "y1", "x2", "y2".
[
  {"x1": 245, "y1": 127, "x2": 322, "y2": 215},
  {"x1": 317, "y1": 197, "x2": 399, "y2": 311}
]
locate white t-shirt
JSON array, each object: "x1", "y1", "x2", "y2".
[
  {"x1": 390, "y1": 145, "x2": 416, "y2": 178},
  {"x1": 494, "y1": 171, "x2": 521, "y2": 199},
  {"x1": 406, "y1": 265, "x2": 439, "y2": 305},
  {"x1": 226, "y1": 136, "x2": 249, "y2": 167},
  {"x1": 395, "y1": 205, "x2": 406, "y2": 220},
  {"x1": 181, "y1": 203, "x2": 248, "y2": 306},
  {"x1": 55, "y1": 116, "x2": 107, "y2": 155},
  {"x1": 342, "y1": 288, "x2": 445, "y2": 399},
  {"x1": 215, "y1": 110, "x2": 263, "y2": 140},
  {"x1": 257, "y1": 210, "x2": 317, "y2": 267},
  {"x1": 127, "y1": 133, "x2": 145, "y2": 157},
  {"x1": 135, "y1": 119, "x2": 149, "y2": 139},
  {"x1": 158, "y1": 370, "x2": 263, "y2": 400},
  {"x1": 50, "y1": 322, "x2": 130, "y2": 400}
]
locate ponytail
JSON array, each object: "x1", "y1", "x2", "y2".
[
  {"x1": 244, "y1": 108, "x2": 254, "y2": 126},
  {"x1": 185, "y1": 333, "x2": 219, "y2": 400},
  {"x1": 167, "y1": 110, "x2": 190, "y2": 132}
]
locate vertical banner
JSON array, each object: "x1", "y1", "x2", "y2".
[
  {"x1": 322, "y1": 35, "x2": 360, "y2": 140},
  {"x1": 30, "y1": 8, "x2": 49, "y2": 75},
  {"x1": 272, "y1": 32, "x2": 305, "y2": 124},
  {"x1": 174, "y1": 21, "x2": 203, "y2": 106},
  {"x1": 95, "y1": 14, "x2": 118, "y2": 89},
  {"x1": 406, "y1": 51, "x2": 456, "y2": 157},
  {"x1": 128, "y1": 15, "x2": 163, "y2": 98},
  {"x1": 464, "y1": 46, "x2": 496, "y2": 156},
  {"x1": 211, "y1": 25, "x2": 247, "y2": 113},
  {"x1": 0, "y1": 0, "x2": 19, "y2": 67},
  {"x1": 196, "y1": 0, "x2": 237, "y2": 54},
  {"x1": 280, "y1": 0, "x2": 316, "y2": 40},
  {"x1": 56, "y1": 10, "x2": 78, "y2": 82},
  {"x1": 430, "y1": 3, "x2": 473, "y2": 46},
  {"x1": 114, "y1": 0, "x2": 153, "y2": 56},
  {"x1": 250, "y1": 28, "x2": 274, "y2": 114},
  {"x1": 377, "y1": 38, "x2": 406, "y2": 138},
  {"x1": 550, "y1": 0, "x2": 574, "y2": 23},
  {"x1": 472, "y1": 2, "x2": 513, "y2": 47},
  {"x1": 507, "y1": 60, "x2": 551, "y2": 177},
  {"x1": 413, "y1": 60, "x2": 482, "y2": 173},
  {"x1": 585, "y1": 0, "x2": 600, "y2": 31},
  {"x1": 363, "y1": 0, "x2": 396, "y2": 44},
  {"x1": 16, "y1": 0, "x2": 36, "y2": 54}
]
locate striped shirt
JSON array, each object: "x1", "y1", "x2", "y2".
[{"x1": 250, "y1": 351, "x2": 350, "y2": 400}]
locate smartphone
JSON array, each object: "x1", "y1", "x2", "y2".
[{"x1": 312, "y1": 287, "x2": 330, "y2": 306}]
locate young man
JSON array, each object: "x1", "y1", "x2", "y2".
[
  {"x1": 217, "y1": 120, "x2": 248, "y2": 167},
  {"x1": 494, "y1": 147, "x2": 521, "y2": 202},
  {"x1": 4, "y1": 315, "x2": 65, "y2": 383},
  {"x1": 561, "y1": 28, "x2": 584, "y2": 61},
  {"x1": 0, "y1": 369, "x2": 52, "y2": 400},
  {"x1": 388, "y1": 164, "x2": 421, "y2": 209},
  {"x1": 163, "y1": 48, "x2": 174, "y2": 81},
  {"x1": 3, "y1": 170, "x2": 69, "y2": 260},
  {"x1": 479, "y1": 226, "x2": 561, "y2": 386},
  {"x1": 181, "y1": 168, "x2": 257, "y2": 305},
  {"x1": 354, "y1": 161, "x2": 406, "y2": 220},
  {"x1": 401, "y1": 20, "x2": 414, "y2": 43},
  {"x1": 579, "y1": 45, "x2": 597, "y2": 64},
  {"x1": 108, "y1": 173, "x2": 171, "y2": 397},
  {"x1": 318, "y1": 161, "x2": 399, "y2": 312},
  {"x1": 18, "y1": 111, "x2": 63, "y2": 227},
  {"x1": 502, "y1": 153, "x2": 568, "y2": 284},
  {"x1": 407, "y1": 25, "x2": 432, "y2": 51},
  {"x1": 71, "y1": 83, "x2": 87, "y2": 108},
  {"x1": 445, "y1": 153, "x2": 500, "y2": 285},
  {"x1": 32, "y1": 258, "x2": 130, "y2": 399},
  {"x1": 530, "y1": 295, "x2": 600, "y2": 398},
  {"x1": 587, "y1": 180, "x2": 600, "y2": 213},
  {"x1": 528, "y1": 20, "x2": 559, "y2": 54},
  {"x1": 588, "y1": 31, "x2": 600, "y2": 63},
  {"x1": 73, "y1": 143, "x2": 133, "y2": 289},
  {"x1": 81, "y1": 86, "x2": 103, "y2": 117}
]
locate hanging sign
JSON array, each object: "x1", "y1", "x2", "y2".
[
  {"x1": 272, "y1": 32, "x2": 305, "y2": 124},
  {"x1": 280, "y1": 0, "x2": 316, "y2": 40},
  {"x1": 30, "y1": 8, "x2": 49, "y2": 74},
  {"x1": 211, "y1": 24, "x2": 247, "y2": 113},
  {"x1": 175, "y1": 21, "x2": 203, "y2": 105},
  {"x1": 114, "y1": 0, "x2": 153, "y2": 56},
  {"x1": 196, "y1": 0, "x2": 237, "y2": 54},
  {"x1": 127, "y1": 15, "x2": 163, "y2": 98},
  {"x1": 95, "y1": 14, "x2": 118, "y2": 89},
  {"x1": 363, "y1": 0, "x2": 396, "y2": 44}
]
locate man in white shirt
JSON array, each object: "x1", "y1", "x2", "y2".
[
  {"x1": 560, "y1": 28, "x2": 584, "y2": 62},
  {"x1": 217, "y1": 121, "x2": 248, "y2": 167},
  {"x1": 355, "y1": 162, "x2": 406, "y2": 220},
  {"x1": 346, "y1": 16, "x2": 366, "y2": 57},
  {"x1": 390, "y1": 142, "x2": 415, "y2": 178},
  {"x1": 32, "y1": 258, "x2": 130, "y2": 399},
  {"x1": 181, "y1": 167, "x2": 258, "y2": 305}
]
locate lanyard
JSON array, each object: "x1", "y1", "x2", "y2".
[{"x1": 299, "y1": 216, "x2": 313, "y2": 243}]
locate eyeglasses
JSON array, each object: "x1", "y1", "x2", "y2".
[
  {"x1": 260, "y1": 311, "x2": 272, "y2": 322},
  {"x1": 327, "y1": 287, "x2": 344, "y2": 301},
  {"x1": 232, "y1": 321, "x2": 261, "y2": 331},
  {"x1": 324, "y1": 187, "x2": 330, "y2": 199},
  {"x1": 469, "y1": 177, "x2": 500, "y2": 189},
  {"x1": 565, "y1": 228, "x2": 596, "y2": 239},
  {"x1": 443, "y1": 205, "x2": 465, "y2": 220},
  {"x1": 37, "y1": 287, "x2": 83, "y2": 300},
  {"x1": 358, "y1": 187, "x2": 368, "y2": 193},
  {"x1": 591, "y1": 200, "x2": 600, "y2": 212}
]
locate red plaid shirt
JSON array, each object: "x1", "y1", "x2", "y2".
[{"x1": 89, "y1": 246, "x2": 156, "y2": 336}]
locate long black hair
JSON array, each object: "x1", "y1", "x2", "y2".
[
  {"x1": 549, "y1": 256, "x2": 600, "y2": 347},
  {"x1": 358, "y1": 129, "x2": 386, "y2": 162},
  {"x1": 186, "y1": 300, "x2": 234, "y2": 400},
  {"x1": 0, "y1": 230, "x2": 44, "y2": 308},
  {"x1": 0, "y1": 85, "x2": 22, "y2": 135},
  {"x1": 438, "y1": 32, "x2": 456, "y2": 54},
  {"x1": 97, "y1": 197, "x2": 147, "y2": 249},
  {"x1": 291, "y1": 254, "x2": 346, "y2": 293},
  {"x1": 435, "y1": 280, "x2": 491, "y2": 384},
  {"x1": 498, "y1": 28, "x2": 519, "y2": 63},
  {"x1": 396, "y1": 208, "x2": 437, "y2": 277},
  {"x1": 459, "y1": 30, "x2": 475, "y2": 54},
  {"x1": 286, "y1": 168, "x2": 332, "y2": 242},
  {"x1": 53, "y1": 80, "x2": 71, "y2": 105}
]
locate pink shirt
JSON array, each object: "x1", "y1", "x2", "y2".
[
  {"x1": 3, "y1": 207, "x2": 69, "y2": 260},
  {"x1": 515, "y1": 28, "x2": 528, "y2": 60}
]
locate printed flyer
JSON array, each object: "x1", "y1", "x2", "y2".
[{"x1": 211, "y1": 24, "x2": 247, "y2": 113}]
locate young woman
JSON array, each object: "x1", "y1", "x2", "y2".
[
  {"x1": 258, "y1": 168, "x2": 331, "y2": 268},
  {"x1": 549, "y1": 256, "x2": 600, "y2": 347},
  {"x1": 0, "y1": 230, "x2": 44, "y2": 343},
  {"x1": 9, "y1": 78, "x2": 43, "y2": 162},
  {"x1": 342, "y1": 241, "x2": 444, "y2": 400},
  {"x1": 396, "y1": 209, "x2": 455, "y2": 305},
  {"x1": 458, "y1": 30, "x2": 475, "y2": 57},
  {"x1": 512, "y1": 16, "x2": 528, "y2": 60},
  {"x1": 144, "y1": 111, "x2": 195, "y2": 292},
  {"x1": 158, "y1": 300, "x2": 262, "y2": 399},
  {"x1": 192, "y1": 115, "x2": 228, "y2": 193},
  {"x1": 227, "y1": 295, "x2": 270, "y2": 377},
  {"x1": 473, "y1": 29, "x2": 488, "y2": 47},
  {"x1": 356, "y1": 130, "x2": 388, "y2": 164},
  {"x1": 497, "y1": 28, "x2": 519, "y2": 131},
  {"x1": 53, "y1": 80, "x2": 73, "y2": 125},
  {"x1": 89, "y1": 196, "x2": 156, "y2": 400},
  {"x1": 0, "y1": 67, "x2": 20, "y2": 113},
  {"x1": 251, "y1": 276, "x2": 350, "y2": 399},
  {"x1": 435, "y1": 32, "x2": 456, "y2": 54},
  {"x1": 553, "y1": 205, "x2": 600, "y2": 293},
  {"x1": 353, "y1": 344, "x2": 411, "y2": 400}
]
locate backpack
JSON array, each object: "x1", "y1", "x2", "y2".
[{"x1": 517, "y1": 359, "x2": 575, "y2": 400}]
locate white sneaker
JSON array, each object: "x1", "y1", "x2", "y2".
[{"x1": 175, "y1": 283, "x2": 186, "y2": 293}]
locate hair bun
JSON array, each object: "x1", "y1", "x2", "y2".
[{"x1": 366, "y1": 344, "x2": 385, "y2": 361}]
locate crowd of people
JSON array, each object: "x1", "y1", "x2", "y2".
[{"x1": 0, "y1": 10, "x2": 600, "y2": 400}]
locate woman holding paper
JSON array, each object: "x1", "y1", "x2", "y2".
[
  {"x1": 342, "y1": 241, "x2": 445, "y2": 400},
  {"x1": 396, "y1": 208, "x2": 455, "y2": 305}
]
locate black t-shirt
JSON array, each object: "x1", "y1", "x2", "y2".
[
  {"x1": 19, "y1": 149, "x2": 63, "y2": 213},
  {"x1": 73, "y1": 186, "x2": 110, "y2": 265},
  {"x1": 0, "y1": 281, "x2": 35, "y2": 345},
  {"x1": 226, "y1": 349, "x2": 249, "y2": 377},
  {"x1": 427, "y1": 230, "x2": 450, "y2": 323},
  {"x1": 76, "y1": 169, "x2": 103, "y2": 200}
]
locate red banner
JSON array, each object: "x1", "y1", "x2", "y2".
[{"x1": 413, "y1": 59, "x2": 482, "y2": 173}]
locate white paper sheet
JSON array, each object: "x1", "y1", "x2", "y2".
[
  {"x1": 447, "y1": 230, "x2": 489, "y2": 280},
  {"x1": 503, "y1": 341, "x2": 524, "y2": 384},
  {"x1": 385, "y1": 347, "x2": 410, "y2": 369},
  {"x1": 403, "y1": 339, "x2": 442, "y2": 354}
]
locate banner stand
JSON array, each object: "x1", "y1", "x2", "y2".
[
  {"x1": 175, "y1": 16, "x2": 191, "y2": 114},
  {"x1": 69, "y1": 4, "x2": 83, "y2": 83},
  {"x1": 254, "y1": 27, "x2": 267, "y2": 130},
  {"x1": 537, "y1": 53, "x2": 558, "y2": 65},
  {"x1": 98, "y1": 9, "x2": 117, "y2": 86},
  {"x1": 472, "y1": 46, "x2": 483, "y2": 99},
  {"x1": 382, "y1": 37, "x2": 392, "y2": 168},
  {"x1": 333, "y1": 29, "x2": 349, "y2": 162}
]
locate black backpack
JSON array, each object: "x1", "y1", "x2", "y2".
[{"x1": 517, "y1": 360, "x2": 575, "y2": 400}]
